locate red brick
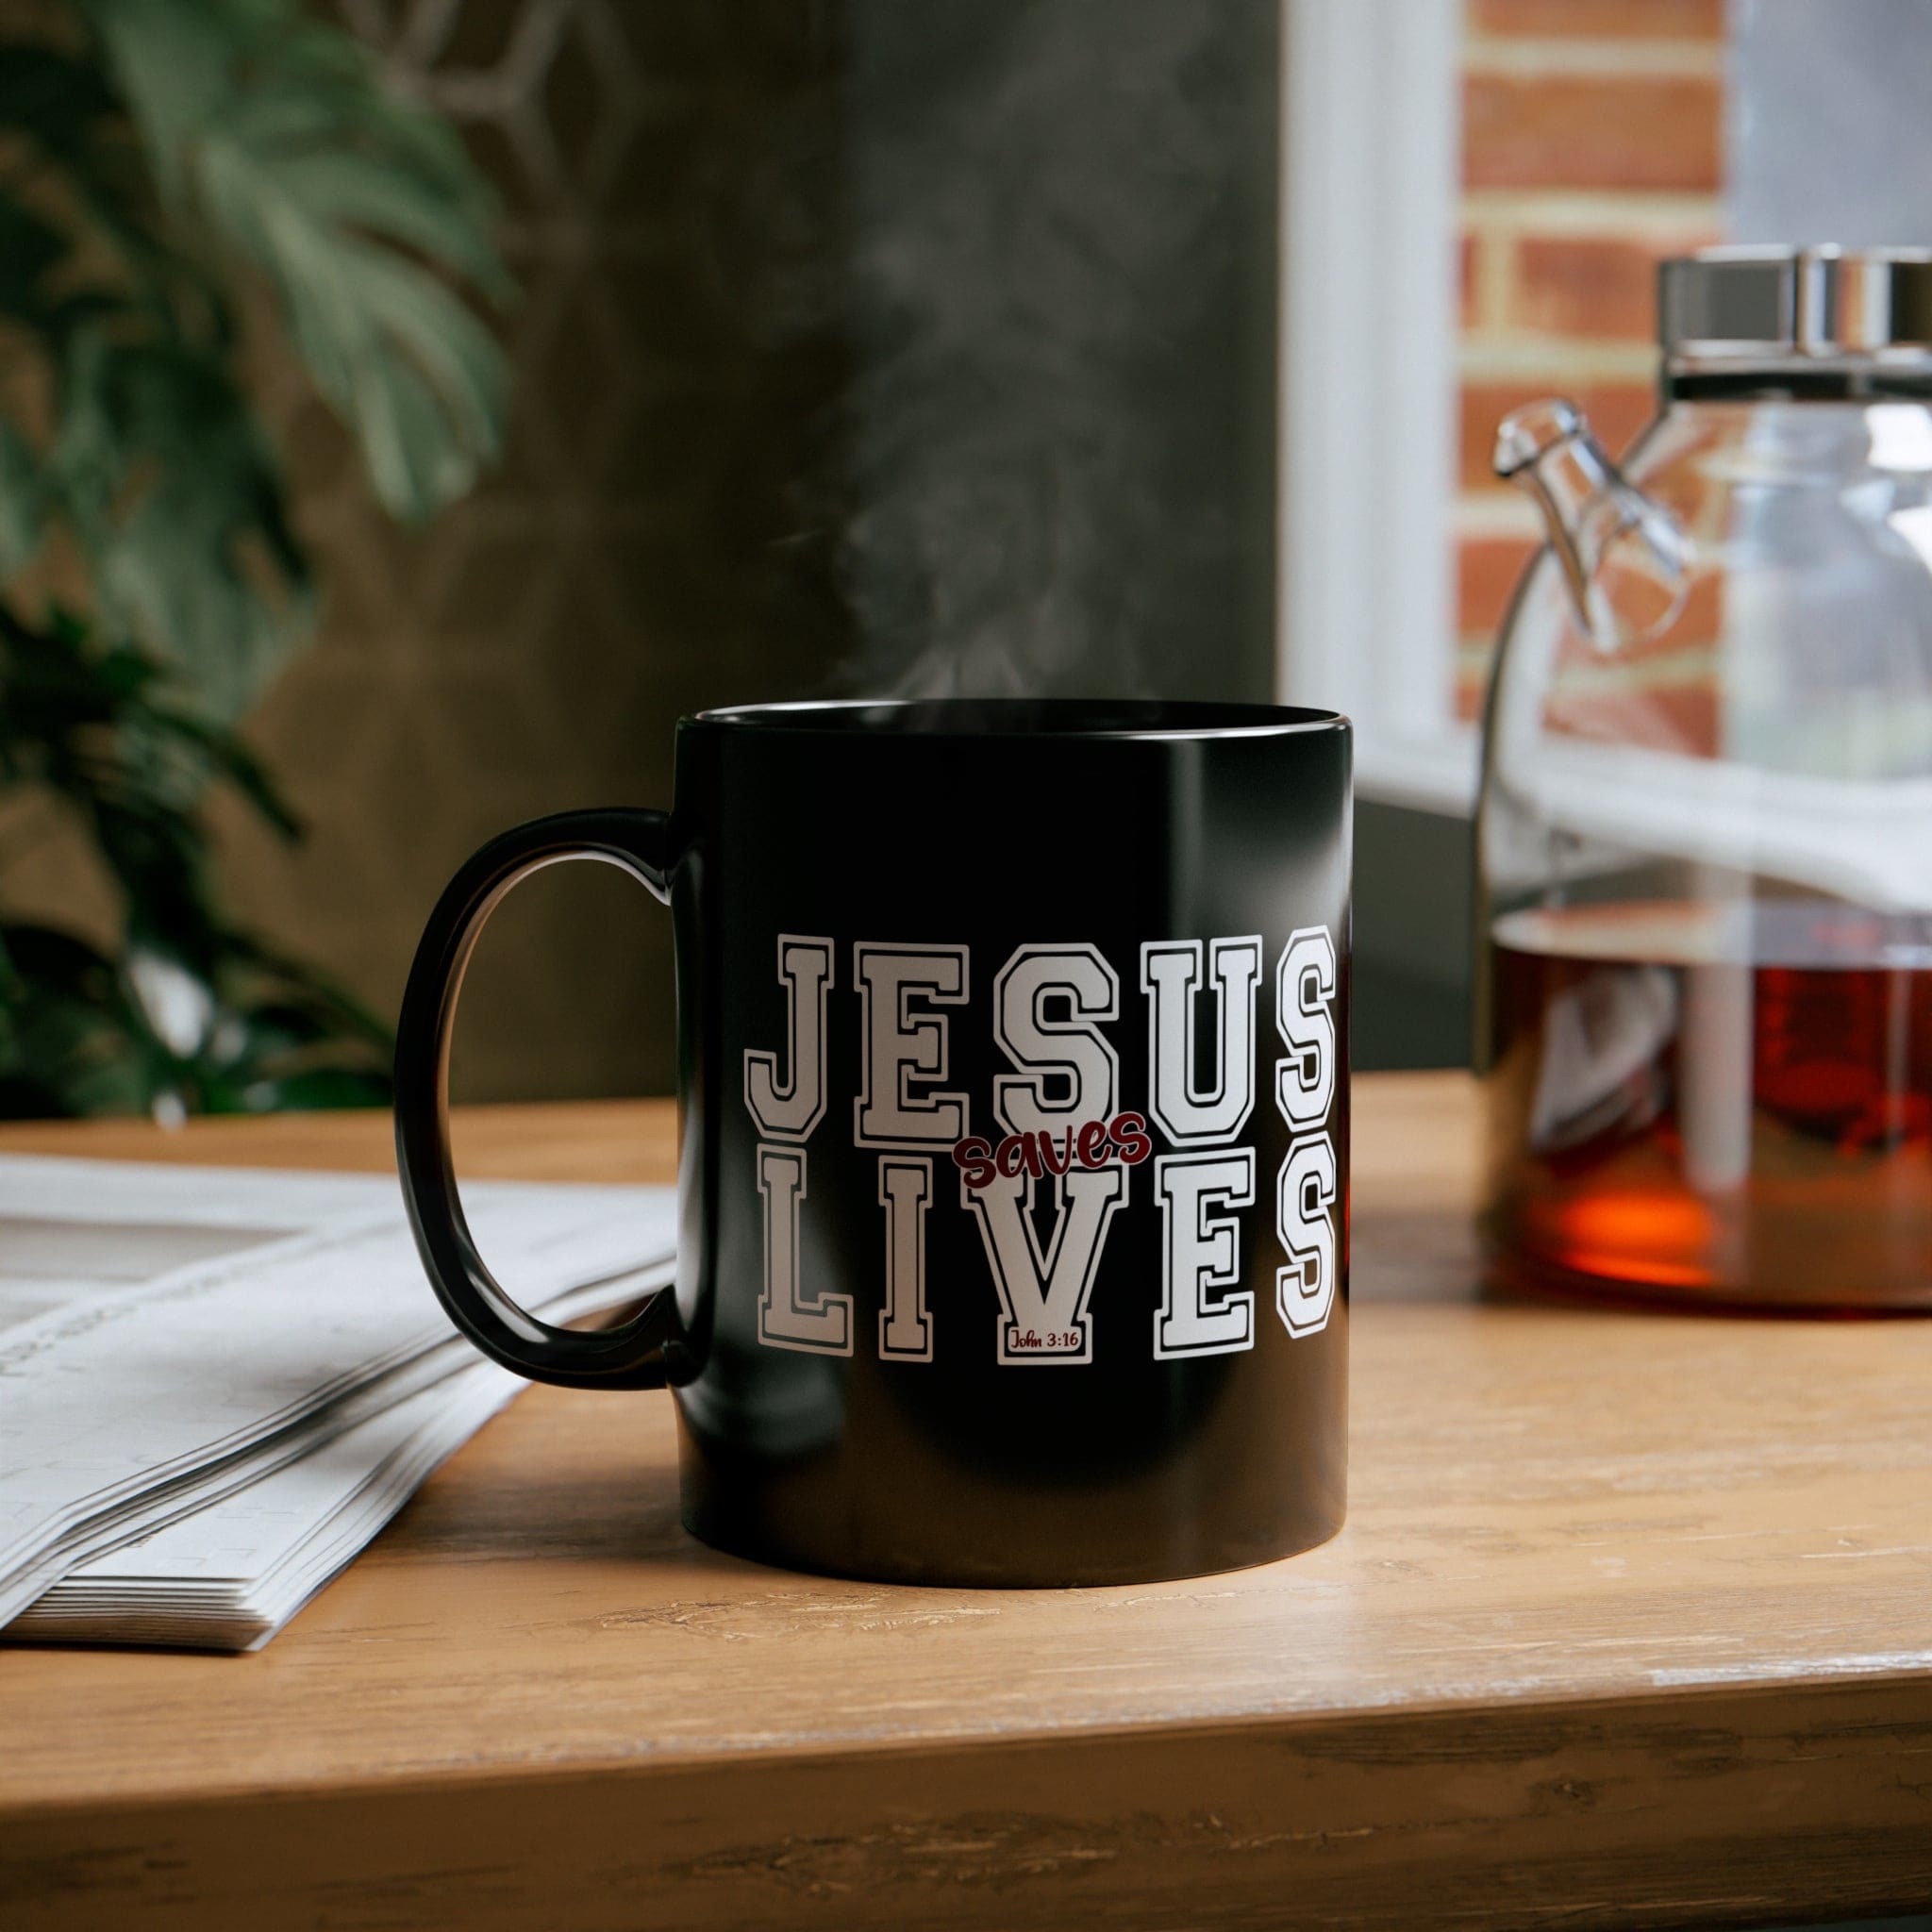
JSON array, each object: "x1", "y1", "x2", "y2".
[
  {"x1": 1459, "y1": 379, "x2": 1657, "y2": 492},
  {"x1": 1458, "y1": 534, "x2": 1541, "y2": 639},
  {"x1": 1550, "y1": 558, "x2": 1724, "y2": 658},
  {"x1": 1459, "y1": 546, "x2": 1722, "y2": 675},
  {"x1": 1546, "y1": 674, "x2": 1720, "y2": 757},
  {"x1": 1464, "y1": 74, "x2": 1722, "y2": 192},
  {"x1": 1473, "y1": 0, "x2": 1724, "y2": 38},
  {"x1": 1515, "y1": 234, "x2": 1679, "y2": 341},
  {"x1": 1455, "y1": 653, "x2": 1496, "y2": 724},
  {"x1": 1649, "y1": 569, "x2": 1723, "y2": 650},
  {"x1": 1461, "y1": 232, "x2": 1480, "y2": 328}
]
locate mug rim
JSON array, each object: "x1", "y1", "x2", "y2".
[{"x1": 688, "y1": 698, "x2": 1350, "y2": 741}]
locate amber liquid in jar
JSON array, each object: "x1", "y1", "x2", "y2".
[{"x1": 1483, "y1": 901, "x2": 1932, "y2": 1310}]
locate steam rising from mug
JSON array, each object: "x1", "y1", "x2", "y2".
[{"x1": 822, "y1": 1, "x2": 1278, "y2": 701}]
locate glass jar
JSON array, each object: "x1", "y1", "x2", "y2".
[{"x1": 1477, "y1": 246, "x2": 1932, "y2": 1311}]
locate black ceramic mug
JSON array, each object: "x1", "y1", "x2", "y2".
[{"x1": 395, "y1": 699, "x2": 1350, "y2": 1586}]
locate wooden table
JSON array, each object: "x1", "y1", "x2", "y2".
[{"x1": 3, "y1": 1074, "x2": 1930, "y2": 1931}]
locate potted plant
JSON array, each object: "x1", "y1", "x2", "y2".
[{"x1": 0, "y1": 0, "x2": 508, "y2": 1116}]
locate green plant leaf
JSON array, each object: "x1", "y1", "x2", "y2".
[
  {"x1": 0, "y1": 921, "x2": 155, "y2": 1117},
  {"x1": 86, "y1": 0, "x2": 511, "y2": 525},
  {"x1": 0, "y1": 45, "x2": 120, "y2": 158},
  {"x1": 193, "y1": 149, "x2": 508, "y2": 521},
  {"x1": 249, "y1": 145, "x2": 509, "y2": 301},
  {"x1": 0, "y1": 0, "x2": 491, "y2": 1119},
  {"x1": 0, "y1": 194, "x2": 71, "y2": 325},
  {"x1": 234, "y1": 1066, "x2": 391, "y2": 1112},
  {"x1": 47, "y1": 328, "x2": 312, "y2": 711},
  {"x1": 225, "y1": 934, "x2": 392, "y2": 1047},
  {"x1": 70, "y1": 0, "x2": 234, "y2": 204},
  {"x1": 0, "y1": 420, "x2": 42, "y2": 573},
  {"x1": 146, "y1": 702, "x2": 301, "y2": 838}
]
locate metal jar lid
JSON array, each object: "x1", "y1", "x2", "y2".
[{"x1": 1658, "y1": 246, "x2": 1932, "y2": 364}]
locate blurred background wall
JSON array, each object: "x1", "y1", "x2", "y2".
[
  {"x1": 1729, "y1": 0, "x2": 1932, "y2": 246},
  {"x1": 1366, "y1": 0, "x2": 1932, "y2": 1077},
  {"x1": 214, "y1": 1, "x2": 847, "y2": 1107},
  {"x1": 100, "y1": 0, "x2": 1903, "y2": 1106},
  {"x1": 211, "y1": 0, "x2": 1280, "y2": 1104},
  {"x1": 1358, "y1": 0, "x2": 1725, "y2": 1075}
]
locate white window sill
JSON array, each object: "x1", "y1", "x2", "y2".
[{"x1": 1353, "y1": 725, "x2": 1480, "y2": 818}]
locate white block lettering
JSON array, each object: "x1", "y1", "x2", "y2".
[
  {"x1": 854, "y1": 943, "x2": 970, "y2": 1147},
  {"x1": 1154, "y1": 1149, "x2": 1257, "y2": 1357},
  {"x1": 742, "y1": 935, "x2": 833, "y2": 1141},
  {"x1": 757, "y1": 1144, "x2": 852, "y2": 1355},
  {"x1": 1141, "y1": 936, "x2": 1262, "y2": 1146},
  {"x1": 961, "y1": 1164, "x2": 1127, "y2": 1365},
  {"x1": 877, "y1": 1157, "x2": 935, "y2": 1361},
  {"x1": 992, "y1": 942, "x2": 1120, "y2": 1137},
  {"x1": 1275, "y1": 1133, "x2": 1338, "y2": 1338},
  {"x1": 1274, "y1": 926, "x2": 1338, "y2": 1129}
]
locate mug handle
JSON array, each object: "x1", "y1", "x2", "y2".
[{"x1": 394, "y1": 808, "x2": 680, "y2": 1390}]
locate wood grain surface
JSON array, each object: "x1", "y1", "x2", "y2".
[{"x1": 3, "y1": 1074, "x2": 1930, "y2": 1931}]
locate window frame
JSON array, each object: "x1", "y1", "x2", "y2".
[{"x1": 1275, "y1": 0, "x2": 1476, "y2": 816}]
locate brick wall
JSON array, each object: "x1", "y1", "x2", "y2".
[{"x1": 1455, "y1": 0, "x2": 1725, "y2": 718}]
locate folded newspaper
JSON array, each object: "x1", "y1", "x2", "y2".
[{"x1": 0, "y1": 1155, "x2": 675, "y2": 1652}]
